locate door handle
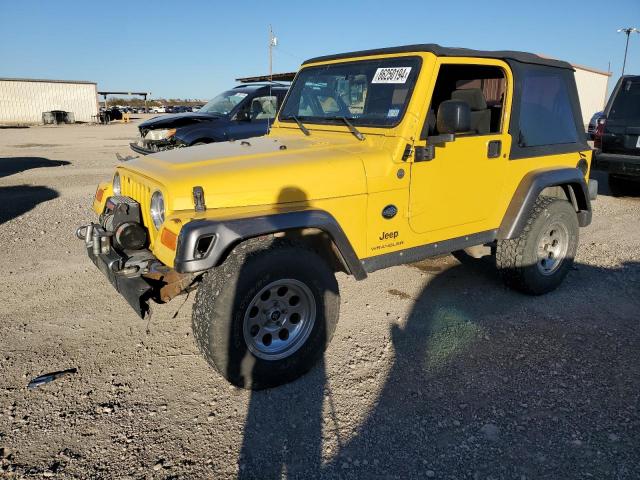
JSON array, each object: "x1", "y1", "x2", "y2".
[{"x1": 487, "y1": 140, "x2": 501, "y2": 158}]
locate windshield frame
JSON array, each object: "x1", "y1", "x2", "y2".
[{"x1": 278, "y1": 56, "x2": 422, "y2": 129}]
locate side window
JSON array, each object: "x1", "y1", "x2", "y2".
[
  {"x1": 250, "y1": 95, "x2": 278, "y2": 120},
  {"x1": 518, "y1": 70, "x2": 577, "y2": 146},
  {"x1": 427, "y1": 64, "x2": 506, "y2": 136}
]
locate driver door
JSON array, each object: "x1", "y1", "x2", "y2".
[{"x1": 409, "y1": 59, "x2": 512, "y2": 237}]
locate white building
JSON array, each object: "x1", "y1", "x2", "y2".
[
  {"x1": 571, "y1": 64, "x2": 611, "y2": 128},
  {"x1": 0, "y1": 77, "x2": 98, "y2": 125}
]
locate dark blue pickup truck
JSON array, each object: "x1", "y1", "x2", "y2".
[{"x1": 130, "y1": 84, "x2": 289, "y2": 154}]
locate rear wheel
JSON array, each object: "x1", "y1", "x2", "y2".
[
  {"x1": 192, "y1": 239, "x2": 339, "y2": 389},
  {"x1": 496, "y1": 197, "x2": 578, "y2": 295}
]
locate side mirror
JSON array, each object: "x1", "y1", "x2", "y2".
[
  {"x1": 414, "y1": 100, "x2": 472, "y2": 162},
  {"x1": 436, "y1": 100, "x2": 471, "y2": 135}
]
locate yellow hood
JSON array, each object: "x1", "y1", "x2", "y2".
[{"x1": 120, "y1": 133, "x2": 368, "y2": 211}]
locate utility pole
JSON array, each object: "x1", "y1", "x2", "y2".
[{"x1": 617, "y1": 27, "x2": 638, "y2": 75}]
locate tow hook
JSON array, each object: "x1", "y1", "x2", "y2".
[
  {"x1": 76, "y1": 223, "x2": 124, "y2": 272},
  {"x1": 76, "y1": 223, "x2": 149, "y2": 276},
  {"x1": 77, "y1": 223, "x2": 112, "y2": 256}
]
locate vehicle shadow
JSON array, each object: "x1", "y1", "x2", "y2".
[
  {"x1": 0, "y1": 157, "x2": 67, "y2": 224},
  {"x1": 318, "y1": 256, "x2": 640, "y2": 479},
  {"x1": 0, "y1": 185, "x2": 60, "y2": 225},
  {"x1": 590, "y1": 170, "x2": 640, "y2": 198},
  {"x1": 0, "y1": 156, "x2": 70, "y2": 180},
  {"x1": 232, "y1": 195, "x2": 640, "y2": 478},
  {"x1": 234, "y1": 187, "x2": 328, "y2": 480}
]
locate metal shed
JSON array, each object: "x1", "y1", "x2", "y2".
[
  {"x1": 0, "y1": 77, "x2": 98, "y2": 125},
  {"x1": 571, "y1": 64, "x2": 611, "y2": 129}
]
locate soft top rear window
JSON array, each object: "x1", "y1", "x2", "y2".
[
  {"x1": 279, "y1": 57, "x2": 421, "y2": 127},
  {"x1": 608, "y1": 78, "x2": 640, "y2": 121},
  {"x1": 517, "y1": 68, "x2": 578, "y2": 147}
]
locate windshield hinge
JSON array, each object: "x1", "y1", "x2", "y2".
[
  {"x1": 193, "y1": 186, "x2": 206, "y2": 212},
  {"x1": 402, "y1": 144, "x2": 412, "y2": 161}
]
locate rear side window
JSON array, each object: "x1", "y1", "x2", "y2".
[
  {"x1": 518, "y1": 70, "x2": 578, "y2": 147},
  {"x1": 609, "y1": 78, "x2": 640, "y2": 121}
]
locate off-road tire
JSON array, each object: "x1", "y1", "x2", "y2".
[
  {"x1": 192, "y1": 238, "x2": 340, "y2": 389},
  {"x1": 608, "y1": 174, "x2": 637, "y2": 197},
  {"x1": 496, "y1": 196, "x2": 578, "y2": 295}
]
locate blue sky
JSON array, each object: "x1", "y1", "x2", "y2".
[{"x1": 1, "y1": 0, "x2": 638, "y2": 100}]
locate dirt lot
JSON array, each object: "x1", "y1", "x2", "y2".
[{"x1": 1, "y1": 119, "x2": 639, "y2": 479}]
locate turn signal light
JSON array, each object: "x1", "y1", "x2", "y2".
[
  {"x1": 95, "y1": 187, "x2": 105, "y2": 203},
  {"x1": 161, "y1": 228, "x2": 177, "y2": 250}
]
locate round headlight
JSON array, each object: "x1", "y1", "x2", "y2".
[
  {"x1": 112, "y1": 172, "x2": 121, "y2": 196},
  {"x1": 150, "y1": 191, "x2": 165, "y2": 230}
]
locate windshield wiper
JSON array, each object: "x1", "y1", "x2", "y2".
[
  {"x1": 283, "y1": 115, "x2": 310, "y2": 136},
  {"x1": 328, "y1": 116, "x2": 365, "y2": 141}
]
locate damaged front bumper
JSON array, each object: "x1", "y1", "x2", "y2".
[
  {"x1": 76, "y1": 223, "x2": 195, "y2": 318},
  {"x1": 130, "y1": 137, "x2": 185, "y2": 155},
  {"x1": 86, "y1": 241, "x2": 154, "y2": 318}
]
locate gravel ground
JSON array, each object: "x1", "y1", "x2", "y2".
[{"x1": 0, "y1": 119, "x2": 639, "y2": 479}]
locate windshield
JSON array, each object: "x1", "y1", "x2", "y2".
[
  {"x1": 279, "y1": 57, "x2": 421, "y2": 127},
  {"x1": 609, "y1": 78, "x2": 640, "y2": 122},
  {"x1": 199, "y1": 90, "x2": 249, "y2": 115}
]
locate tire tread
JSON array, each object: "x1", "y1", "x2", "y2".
[{"x1": 496, "y1": 196, "x2": 572, "y2": 294}]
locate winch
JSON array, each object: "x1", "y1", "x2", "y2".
[{"x1": 99, "y1": 196, "x2": 147, "y2": 251}]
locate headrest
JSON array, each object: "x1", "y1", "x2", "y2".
[
  {"x1": 261, "y1": 98, "x2": 276, "y2": 115},
  {"x1": 451, "y1": 88, "x2": 487, "y2": 110}
]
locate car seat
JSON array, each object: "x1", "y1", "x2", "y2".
[
  {"x1": 451, "y1": 88, "x2": 491, "y2": 134},
  {"x1": 251, "y1": 98, "x2": 277, "y2": 120}
]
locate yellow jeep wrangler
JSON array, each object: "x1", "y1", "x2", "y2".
[{"x1": 77, "y1": 44, "x2": 597, "y2": 389}]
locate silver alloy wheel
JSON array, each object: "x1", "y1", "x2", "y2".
[
  {"x1": 536, "y1": 221, "x2": 569, "y2": 276},
  {"x1": 243, "y1": 279, "x2": 316, "y2": 361}
]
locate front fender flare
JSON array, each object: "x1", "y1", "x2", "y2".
[
  {"x1": 174, "y1": 209, "x2": 367, "y2": 280},
  {"x1": 497, "y1": 167, "x2": 592, "y2": 240}
]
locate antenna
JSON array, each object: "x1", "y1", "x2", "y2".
[{"x1": 267, "y1": 25, "x2": 278, "y2": 132}]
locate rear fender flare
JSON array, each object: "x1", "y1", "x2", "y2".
[{"x1": 497, "y1": 167, "x2": 591, "y2": 239}]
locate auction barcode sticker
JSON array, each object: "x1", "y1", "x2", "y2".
[{"x1": 372, "y1": 67, "x2": 412, "y2": 84}]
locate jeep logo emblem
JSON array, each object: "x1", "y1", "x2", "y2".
[{"x1": 379, "y1": 231, "x2": 399, "y2": 241}]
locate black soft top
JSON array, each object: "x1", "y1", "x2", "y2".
[{"x1": 302, "y1": 44, "x2": 573, "y2": 70}]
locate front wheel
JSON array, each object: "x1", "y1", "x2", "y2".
[
  {"x1": 192, "y1": 239, "x2": 340, "y2": 389},
  {"x1": 496, "y1": 197, "x2": 579, "y2": 295}
]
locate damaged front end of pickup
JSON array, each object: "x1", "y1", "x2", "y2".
[{"x1": 75, "y1": 195, "x2": 197, "y2": 318}]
